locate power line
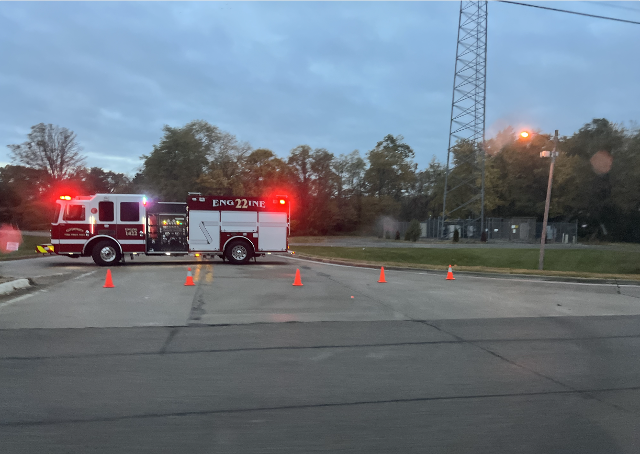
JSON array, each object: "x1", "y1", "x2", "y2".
[
  {"x1": 497, "y1": 1, "x2": 640, "y2": 25},
  {"x1": 590, "y1": 1, "x2": 640, "y2": 14}
]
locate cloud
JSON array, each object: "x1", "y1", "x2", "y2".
[{"x1": 0, "y1": 1, "x2": 638, "y2": 175}]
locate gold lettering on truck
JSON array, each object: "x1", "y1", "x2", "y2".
[{"x1": 125, "y1": 228, "x2": 138, "y2": 236}]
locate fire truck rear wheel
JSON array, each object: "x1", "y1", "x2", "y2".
[
  {"x1": 225, "y1": 239, "x2": 253, "y2": 265},
  {"x1": 92, "y1": 240, "x2": 122, "y2": 267}
]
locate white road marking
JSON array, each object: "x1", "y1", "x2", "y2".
[
  {"x1": 72, "y1": 271, "x2": 98, "y2": 280},
  {"x1": 0, "y1": 290, "x2": 46, "y2": 309}
]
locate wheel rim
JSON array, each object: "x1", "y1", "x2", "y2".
[
  {"x1": 100, "y1": 245, "x2": 117, "y2": 263},
  {"x1": 231, "y1": 245, "x2": 247, "y2": 261}
]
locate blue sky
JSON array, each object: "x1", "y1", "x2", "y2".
[{"x1": 1, "y1": 1, "x2": 639, "y2": 174}]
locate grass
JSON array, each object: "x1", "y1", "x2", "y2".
[
  {"x1": 0, "y1": 235, "x2": 50, "y2": 261},
  {"x1": 292, "y1": 246, "x2": 640, "y2": 278}
]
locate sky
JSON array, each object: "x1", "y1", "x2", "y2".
[{"x1": 1, "y1": 1, "x2": 639, "y2": 175}]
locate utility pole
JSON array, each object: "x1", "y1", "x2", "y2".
[{"x1": 539, "y1": 130, "x2": 559, "y2": 270}]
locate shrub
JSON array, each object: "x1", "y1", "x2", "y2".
[
  {"x1": 395, "y1": 230, "x2": 401, "y2": 240},
  {"x1": 404, "y1": 219, "x2": 422, "y2": 242},
  {"x1": 453, "y1": 228, "x2": 460, "y2": 243},
  {"x1": 481, "y1": 231, "x2": 487, "y2": 242}
]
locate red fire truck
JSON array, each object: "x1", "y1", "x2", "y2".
[{"x1": 38, "y1": 193, "x2": 290, "y2": 266}]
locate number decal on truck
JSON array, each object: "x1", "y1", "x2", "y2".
[{"x1": 235, "y1": 199, "x2": 250, "y2": 209}]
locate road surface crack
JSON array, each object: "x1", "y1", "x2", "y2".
[
  {"x1": 418, "y1": 320, "x2": 636, "y2": 416},
  {"x1": 4, "y1": 386, "x2": 639, "y2": 427}
]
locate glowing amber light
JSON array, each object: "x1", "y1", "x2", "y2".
[
  {"x1": 520, "y1": 131, "x2": 530, "y2": 138},
  {"x1": 279, "y1": 199, "x2": 286, "y2": 205}
]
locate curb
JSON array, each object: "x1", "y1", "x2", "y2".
[
  {"x1": 290, "y1": 254, "x2": 640, "y2": 286},
  {"x1": 0, "y1": 279, "x2": 31, "y2": 296}
]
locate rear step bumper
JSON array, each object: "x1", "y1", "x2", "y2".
[{"x1": 35, "y1": 244, "x2": 55, "y2": 254}]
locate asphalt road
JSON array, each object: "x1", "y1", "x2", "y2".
[{"x1": 1, "y1": 255, "x2": 640, "y2": 453}]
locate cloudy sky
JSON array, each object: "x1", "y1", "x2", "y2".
[{"x1": 1, "y1": 1, "x2": 639, "y2": 175}]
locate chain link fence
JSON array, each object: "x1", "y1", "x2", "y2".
[{"x1": 379, "y1": 217, "x2": 578, "y2": 243}]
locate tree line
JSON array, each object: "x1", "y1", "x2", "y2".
[{"x1": 2, "y1": 119, "x2": 639, "y2": 241}]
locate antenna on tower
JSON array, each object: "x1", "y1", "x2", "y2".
[{"x1": 441, "y1": 1, "x2": 488, "y2": 239}]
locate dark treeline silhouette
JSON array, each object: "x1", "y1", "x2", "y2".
[{"x1": 2, "y1": 119, "x2": 639, "y2": 241}]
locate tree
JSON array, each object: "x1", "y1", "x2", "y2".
[
  {"x1": 193, "y1": 120, "x2": 251, "y2": 196},
  {"x1": 239, "y1": 148, "x2": 291, "y2": 197},
  {"x1": 484, "y1": 133, "x2": 552, "y2": 218},
  {"x1": 308, "y1": 148, "x2": 337, "y2": 234},
  {"x1": 138, "y1": 121, "x2": 211, "y2": 200},
  {"x1": 365, "y1": 134, "x2": 416, "y2": 200},
  {"x1": 8, "y1": 123, "x2": 86, "y2": 181},
  {"x1": 0, "y1": 165, "x2": 53, "y2": 228},
  {"x1": 287, "y1": 145, "x2": 314, "y2": 232},
  {"x1": 332, "y1": 150, "x2": 366, "y2": 232},
  {"x1": 74, "y1": 167, "x2": 133, "y2": 194},
  {"x1": 401, "y1": 156, "x2": 445, "y2": 221},
  {"x1": 444, "y1": 139, "x2": 484, "y2": 219},
  {"x1": 552, "y1": 119, "x2": 635, "y2": 240}
]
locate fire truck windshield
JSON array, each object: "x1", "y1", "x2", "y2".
[{"x1": 53, "y1": 204, "x2": 61, "y2": 223}]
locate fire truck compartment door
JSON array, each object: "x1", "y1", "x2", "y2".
[
  {"x1": 220, "y1": 211, "x2": 258, "y2": 232},
  {"x1": 188, "y1": 210, "x2": 220, "y2": 251},
  {"x1": 258, "y1": 212, "x2": 287, "y2": 251}
]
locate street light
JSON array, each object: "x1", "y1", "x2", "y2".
[{"x1": 520, "y1": 129, "x2": 559, "y2": 270}]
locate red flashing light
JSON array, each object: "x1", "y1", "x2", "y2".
[{"x1": 279, "y1": 199, "x2": 286, "y2": 205}]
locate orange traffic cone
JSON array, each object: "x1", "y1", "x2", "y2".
[
  {"x1": 446, "y1": 265, "x2": 455, "y2": 280},
  {"x1": 293, "y1": 268, "x2": 303, "y2": 286},
  {"x1": 378, "y1": 267, "x2": 387, "y2": 283},
  {"x1": 184, "y1": 267, "x2": 195, "y2": 286},
  {"x1": 103, "y1": 269, "x2": 114, "y2": 288}
]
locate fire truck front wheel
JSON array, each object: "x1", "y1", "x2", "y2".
[
  {"x1": 225, "y1": 239, "x2": 253, "y2": 264},
  {"x1": 92, "y1": 240, "x2": 122, "y2": 266}
]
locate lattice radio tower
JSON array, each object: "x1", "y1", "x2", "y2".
[{"x1": 441, "y1": 1, "x2": 488, "y2": 238}]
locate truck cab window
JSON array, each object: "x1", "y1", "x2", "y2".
[
  {"x1": 99, "y1": 201, "x2": 114, "y2": 222},
  {"x1": 53, "y1": 204, "x2": 61, "y2": 223},
  {"x1": 63, "y1": 204, "x2": 85, "y2": 221},
  {"x1": 120, "y1": 202, "x2": 140, "y2": 222}
]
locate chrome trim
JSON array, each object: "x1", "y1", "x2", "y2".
[
  {"x1": 222, "y1": 235, "x2": 256, "y2": 252},
  {"x1": 82, "y1": 235, "x2": 123, "y2": 255}
]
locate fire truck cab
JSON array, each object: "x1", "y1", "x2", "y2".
[{"x1": 45, "y1": 193, "x2": 290, "y2": 266}]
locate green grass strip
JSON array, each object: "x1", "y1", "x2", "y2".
[
  {"x1": 292, "y1": 246, "x2": 640, "y2": 276},
  {"x1": 0, "y1": 235, "x2": 51, "y2": 261}
]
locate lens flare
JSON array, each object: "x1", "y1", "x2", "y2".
[
  {"x1": 590, "y1": 150, "x2": 613, "y2": 175},
  {"x1": 0, "y1": 224, "x2": 23, "y2": 254}
]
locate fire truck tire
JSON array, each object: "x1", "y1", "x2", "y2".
[
  {"x1": 225, "y1": 239, "x2": 253, "y2": 265},
  {"x1": 92, "y1": 240, "x2": 122, "y2": 267}
]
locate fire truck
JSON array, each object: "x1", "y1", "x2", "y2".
[{"x1": 38, "y1": 193, "x2": 290, "y2": 266}]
